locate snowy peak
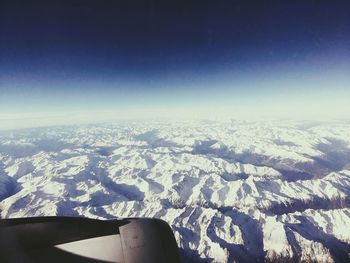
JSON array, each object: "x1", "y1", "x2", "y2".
[{"x1": 1, "y1": 120, "x2": 350, "y2": 262}]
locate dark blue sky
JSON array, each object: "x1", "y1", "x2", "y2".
[{"x1": 0, "y1": 0, "x2": 349, "y2": 117}]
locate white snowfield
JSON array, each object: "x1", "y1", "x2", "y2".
[{"x1": 1, "y1": 119, "x2": 350, "y2": 262}]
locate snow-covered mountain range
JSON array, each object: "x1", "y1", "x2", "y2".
[{"x1": 1, "y1": 119, "x2": 350, "y2": 262}]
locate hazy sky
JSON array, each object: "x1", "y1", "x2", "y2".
[{"x1": 0, "y1": 0, "x2": 349, "y2": 126}]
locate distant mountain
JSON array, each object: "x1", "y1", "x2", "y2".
[{"x1": 1, "y1": 119, "x2": 350, "y2": 262}]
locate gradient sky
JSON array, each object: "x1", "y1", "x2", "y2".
[{"x1": 0, "y1": 0, "x2": 349, "y2": 124}]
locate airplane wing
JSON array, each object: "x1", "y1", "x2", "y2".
[{"x1": 0, "y1": 217, "x2": 181, "y2": 263}]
